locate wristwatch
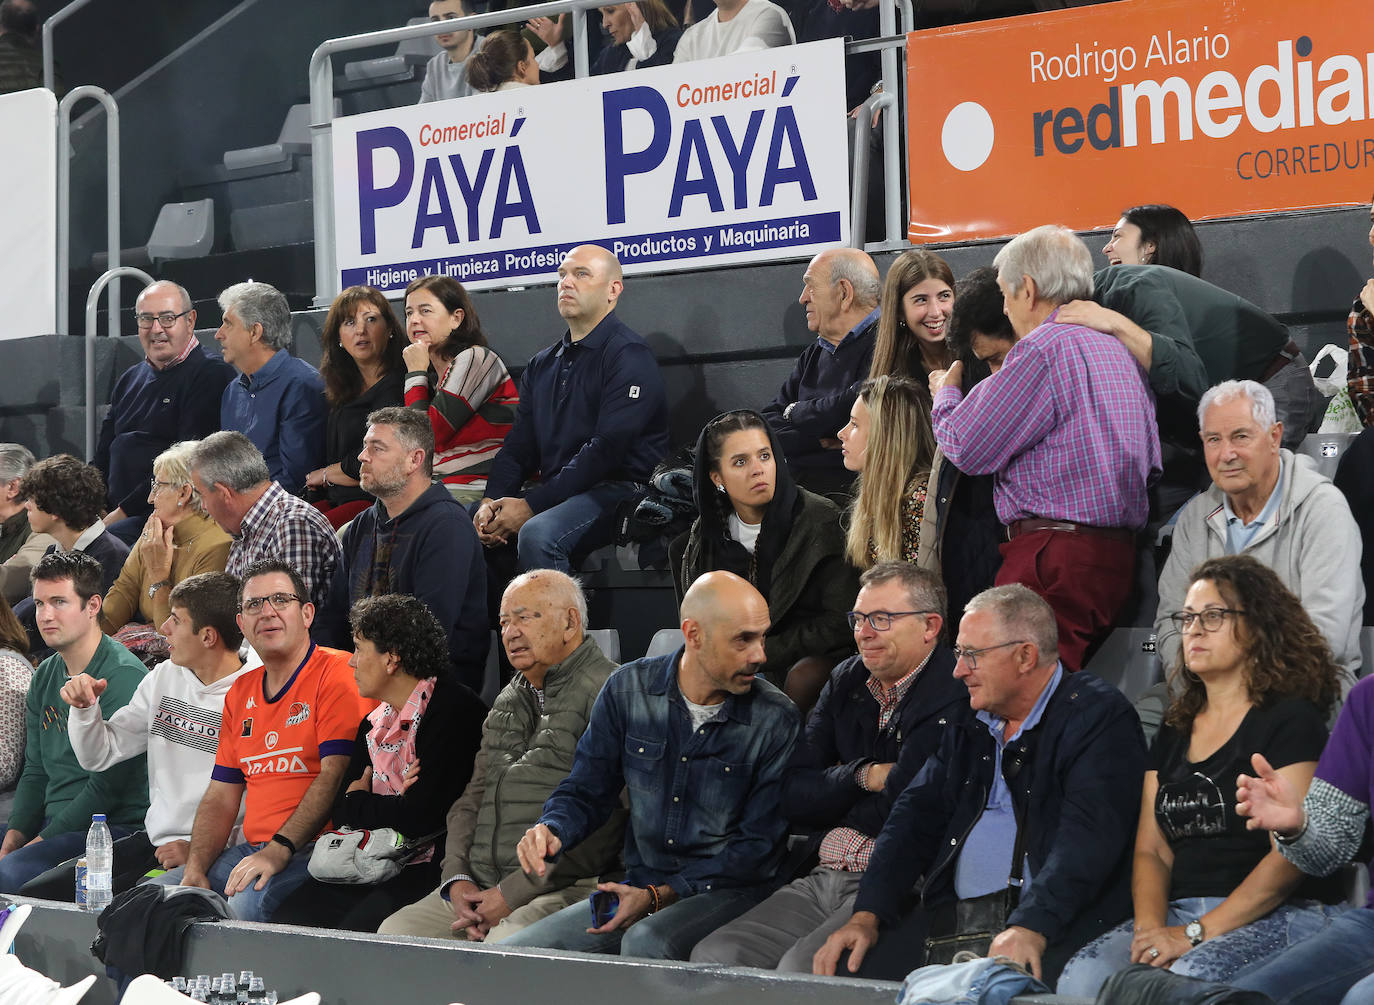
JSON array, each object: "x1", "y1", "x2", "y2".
[
  {"x1": 1185, "y1": 920, "x2": 1205, "y2": 946},
  {"x1": 147, "y1": 580, "x2": 170, "y2": 599}
]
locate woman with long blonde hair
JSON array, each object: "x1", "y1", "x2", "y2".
[{"x1": 838, "y1": 376, "x2": 936, "y2": 568}]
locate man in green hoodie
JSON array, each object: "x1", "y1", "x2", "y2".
[{"x1": 0, "y1": 551, "x2": 148, "y2": 892}]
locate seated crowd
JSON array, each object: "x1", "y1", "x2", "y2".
[{"x1": 0, "y1": 204, "x2": 1371, "y2": 1003}]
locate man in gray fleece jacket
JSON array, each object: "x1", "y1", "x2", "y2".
[
  {"x1": 378, "y1": 568, "x2": 624, "y2": 941},
  {"x1": 1155, "y1": 379, "x2": 1365, "y2": 686}
]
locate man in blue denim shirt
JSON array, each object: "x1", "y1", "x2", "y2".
[
  {"x1": 217, "y1": 281, "x2": 327, "y2": 498},
  {"x1": 508, "y1": 570, "x2": 800, "y2": 960}
]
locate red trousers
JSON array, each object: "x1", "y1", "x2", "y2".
[{"x1": 994, "y1": 528, "x2": 1136, "y2": 671}]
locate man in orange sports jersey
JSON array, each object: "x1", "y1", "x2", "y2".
[{"x1": 157, "y1": 558, "x2": 370, "y2": 921}]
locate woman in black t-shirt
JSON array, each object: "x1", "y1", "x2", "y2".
[{"x1": 1058, "y1": 555, "x2": 1342, "y2": 997}]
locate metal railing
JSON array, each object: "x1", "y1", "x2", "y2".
[
  {"x1": 308, "y1": 0, "x2": 912, "y2": 304},
  {"x1": 41, "y1": 0, "x2": 100, "y2": 94},
  {"x1": 83, "y1": 266, "x2": 153, "y2": 459},
  {"x1": 57, "y1": 85, "x2": 121, "y2": 339}
]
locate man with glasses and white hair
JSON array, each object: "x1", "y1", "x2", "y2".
[
  {"x1": 813, "y1": 583, "x2": 1145, "y2": 984},
  {"x1": 692, "y1": 561, "x2": 969, "y2": 971},
  {"x1": 217, "y1": 281, "x2": 327, "y2": 497},
  {"x1": 931, "y1": 224, "x2": 1160, "y2": 671},
  {"x1": 156, "y1": 558, "x2": 369, "y2": 922},
  {"x1": 1155, "y1": 379, "x2": 1364, "y2": 685},
  {"x1": 94, "y1": 280, "x2": 234, "y2": 545}
]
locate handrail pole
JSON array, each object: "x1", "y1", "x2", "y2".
[
  {"x1": 57, "y1": 85, "x2": 119, "y2": 338},
  {"x1": 84, "y1": 266, "x2": 154, "y2": 460},
  {"x1": 42, "y1": 0, "x2": 98, "y2": 94},
  {"x1": 849, "y1": 91, "x2": 895, "y2": 248},
  {"x1": 877, "y1": 0, "x2": 901, "y2": 243},
  {"x1": 307, "y1": 0, "x2": 612, "y2": 305}
]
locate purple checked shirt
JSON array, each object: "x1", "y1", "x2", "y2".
[{"x1": 932, "y1": 310, "x2": 1160, "y2": 530}]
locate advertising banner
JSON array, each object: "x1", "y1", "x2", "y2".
[
  {"x1": 0, "y1": 88, "x2": 56, "y2": 340},
  {"x1": 906, "y1": 0, "x2": 1374, "y2": 242},
  {"x1": 333, "y1": 39, "x2": 850, "y2": 292}
]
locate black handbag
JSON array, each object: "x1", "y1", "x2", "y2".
[{"x1": 923, "y1": 806, "x2": 1029, "y2": 966}]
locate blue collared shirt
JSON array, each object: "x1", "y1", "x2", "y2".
[
  {"x1": 538, "y1": 648, "x2": 799, "y2": 898},
  {"x1": 1222, "y1": 457, "x2": 1285, "y2": 554},
  {"x1": 220, "y1": 349, "x2": 328, "y2": 496},
  {"x1": 954, "y1": 663, "x2": 1064, "y2": 900},
  {"x1": 815, "y1": 306, "x2": 881, "y2": 357}
]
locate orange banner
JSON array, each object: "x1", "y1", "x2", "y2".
[{"x1": 905, "y1": 0, "x2": 1374, "y2": 242}]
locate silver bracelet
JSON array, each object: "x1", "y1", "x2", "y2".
[{"x1": 1274, "y1": 808, "x2": 1308, "y2": 845}]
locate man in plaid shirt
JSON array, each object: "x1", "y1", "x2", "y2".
[
  {"x1": 691, "y1": 562, "x2": 970, "y2": 970},
  {"x1": 931, "y1": 225, "x2": 1161, "y2": 671},
  {"x1": 189, "y1": 432, "x2": 341, "y2": 608}
]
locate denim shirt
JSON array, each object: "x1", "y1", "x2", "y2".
[
  {"x1": 220, "y1": 348, "x2": 328, "y2": 497},
  {"x1": 539, "y1": 648, "x2": 799, "y2": 898}
]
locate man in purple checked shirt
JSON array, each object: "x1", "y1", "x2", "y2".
[{"x1": 930, "y1": 225, "x2": 1160, "y2": 671}]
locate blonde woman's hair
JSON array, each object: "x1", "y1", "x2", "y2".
[
  {"x1": 845, "y1": 376, "x2": 936, "y2": 567},
  {"x1": 153, "y1": 440, "x2": 207, "y2": 518}
]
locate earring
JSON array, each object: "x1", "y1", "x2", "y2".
[{"x1": 716, "y1": 484, "x2": 726, "y2": 494}]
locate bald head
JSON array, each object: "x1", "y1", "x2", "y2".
[
  {"x1": 679, "y1": 571, "x2": 770, "y2": 702},
  {"x1": 500, "y1": 568, "x2": 589, "y2": 681},
  {"x1": 557, "y1": 244, "x2": 624, "y2": 337},
  {"x1": 802, "y1": 248, "x2": 881, "y2": 343}
]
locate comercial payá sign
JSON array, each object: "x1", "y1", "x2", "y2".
[
  {"x1": 906, "y1": 0, "x2": 1373, "y2": 241},
  {"x1": 332, "y1": 39, "x2": 850, "y2": 292}
]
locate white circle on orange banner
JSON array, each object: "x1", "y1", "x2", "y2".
[{"x1": 942, "y1": 102, "x2": 995, "y2": 172}]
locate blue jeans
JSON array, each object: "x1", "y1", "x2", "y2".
[
  {"x1": 500, "y1": 885, "x2": 768, "y2": 960},
  {"x1": 515, "y1": 482, "x2": 640, "y2": 573},
  {"x1": 0, "y1": 822, "x2": 136, "y2": 893},
  {"x1": 151, "y1": 840, "x2": 314, "y2": 922},
  {"x1": 1231, "y1": 906, "x2": 1374, "y2": 1004},
  {"x1": 1056, "y1": 897, "x2": 1341, "y2": 997}
]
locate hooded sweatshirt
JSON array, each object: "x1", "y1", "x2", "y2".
[
  {"x1": 671, "y1": 412, "x2": 857, "y2": 682},
  {"x1": 68, "y1": 657, "x2": 255, "y2": 845},
  {"x1": 316, "y1": 483, "x2": 489, "y2": 690},
  {"x1": 1155, "y1": 449, "x2": 1365, "y2": 683}
]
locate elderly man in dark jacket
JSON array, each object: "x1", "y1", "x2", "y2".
[
  {"x1": 691, "y1": 561, "x2": 970, "y2": 970},
  {"x1": 814, "y1": 583, "x2": 1145, "y2": 984}
]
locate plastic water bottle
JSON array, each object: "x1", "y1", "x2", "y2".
[{"x1": 84, "y1": 814, "x2": 113, "y2": 913}]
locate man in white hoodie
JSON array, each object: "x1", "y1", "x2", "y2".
[{"x1": 20, "y1": 572, "x2": 253, "y2": 899}]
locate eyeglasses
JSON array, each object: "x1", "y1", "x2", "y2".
[
  {"x1": 149, "y1": 478, "x2": 180, "y2": 493},
  {"x1": 133, "y1": 309, "x2": 191, "y2": 330},
  {"x1": 240, "y1": 592, "x2": 302, "y2": 615},
  {"x1": 846, "y1": 610, "x2": 935, "y2": 632},
  {"x1": 952, "y1": 639, "x2": 1027, "y2": 669},
  {"x1": 1168, "y1": 608, "x2": 1245, "y2": 633}
]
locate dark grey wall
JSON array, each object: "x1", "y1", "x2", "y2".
[{"x1": 6, "y1": 205, "x2": 1368, "y2": 459}]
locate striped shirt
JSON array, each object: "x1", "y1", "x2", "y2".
[
  {"x1": 932, "y1": 310, "x2": 1160, "y2": 530},
  {"x1": 405, "y1": 345, "x2": 519, "y2": 492},
  {"x1": 226, "y1": 481, "x2": 342, "y2": 608}
]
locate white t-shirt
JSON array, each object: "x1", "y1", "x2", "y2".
[
  {"x1": 674, "y1": 0, "x2": 795, "y2": 63},
  {"x1": 67, "y1": 657, "x2": 255, "y2": 846},
  {"x1": 682, "y1": 695, "x2": 728, "y2": 731},
  {"x1": 727, "y1": 512, "x2": 762, "y2": 554}
]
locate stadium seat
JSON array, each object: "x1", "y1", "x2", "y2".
[
  {"x1": 90, "y1": 198, "x2": 216, "y2": 271},
  {"x1": 1084, "y1": 626, "x2": 1163, "y2": 701},
  {"x1": 588, "y1": 628, "x2": 621, "y2": 664},
  {"x1": 1361, "y1": 626, "x2": 1374, "y2": 679},
  {"x1": 342, "y1": 17, "x2": 439, "y2": 86},
  {"x1": 645, "y1": 627, "x2": 683, "y2": 658},
  {"x1": 222, "y1": 100, "x2": 341, "y2": 174},
  {"x1": 1297, "y1": 430, "x2": 1360, "y2": 481}
]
